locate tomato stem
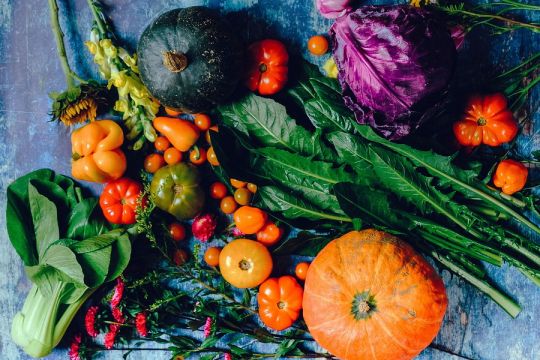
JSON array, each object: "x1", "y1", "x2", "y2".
[
  {"x1": 477, "y1": 117, "x2": 487, "y2": 126},
  {"x1": 259, "y1": 63, "x2": 268, "y2": 73}
]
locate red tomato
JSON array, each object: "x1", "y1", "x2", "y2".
[
  {"x1": 99, "y1": 178, "x2": 144, "y2": 225},
  {"x1": 493, "y1": 159, "x2": 528, "y2": 195},
  {"x1": 245, "y1": 39, "x2": 289, "y2": 95},
  {"x1": 169, "y1": 222, "x2": 186, "y2": 242},
  {"x1": 295, "y1": 262, "x2": 310, "y2": 281},
  {"x1": 210, "y1": 182, "x2": 228, "y2": 199},
  {"x1": 256, "y1": 221, "x2": 283, "y2": 246},
  {"x1": 307, "y1": 35, "x2": 329, "y2": 56},
  {"x1": 257, "y1": 276, "x2": 303, "y2": 331},
  {"x1": 194, "y1": 114, "x2": 212, "y2": 131}
]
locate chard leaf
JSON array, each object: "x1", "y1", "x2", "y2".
[
  {"x1": 256, "y1": 186, "x2": 351, "y2": 223},
  {"x1": 305, "y1": 99, "x2": 354, "y2": 133},
  {"x1": 28, "y1": 183, "x2": 59, "y2": 260},
  {"x1": 218, "y1": 93, "x2": 336, "y2": 162},
  {"x1": 273, "y1": 231, "x2": 334, "y2": 256}
]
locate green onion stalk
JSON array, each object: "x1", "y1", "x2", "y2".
[{"x1": 85, "y1": 0, "x2": 159, "y2": 150}]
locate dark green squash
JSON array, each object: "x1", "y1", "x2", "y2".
[{"x1": 137, "y1": 7, "x2": 243, "y2": 113}]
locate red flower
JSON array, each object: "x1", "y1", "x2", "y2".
[
  {"x1": 192, "y1": 214, "x2": 217, "y2": 242},
  {"x1": 104, "y1": 324, "x2": 120, "y2": 349},
  {"x1": 110, "y1": 277, "x2": 125, "y2": 308},
  {"x1": 68, "y1": 334, "x2": 82, "y2": 360},
  {"x1": 135, "y1": 312, "x2": 149, "y2": 337},
  {"x1": 84, "y1": 306, "x2": 100, "y2": 337},
  {"x1": 203, "y1": 316, "x2": 213, "y2": 338},
  {"x1": 224, "y1": 353, "x2": 232, "y2": 360},
  {"x1": 112, "y1": 307, "x2": 125, "y2": 323}
]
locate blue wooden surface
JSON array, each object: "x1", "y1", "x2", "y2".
[{"x1": 0, "y1": 0, "x2": 539, "y2": 359}]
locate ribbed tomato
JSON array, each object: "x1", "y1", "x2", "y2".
[
  {"x1": 99, "y1": 178, "x2": 144, "y2": 225},
  {"x1": 257, "y1": 276, "x2": 303, "y2": 331}
]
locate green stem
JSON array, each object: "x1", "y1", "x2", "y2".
[
  {"x1": 446, "y1": 7, "x2": 540, "y2": 33},
  {"x1": 86, "y1": 0, "x2": 108, "y2": 38}
]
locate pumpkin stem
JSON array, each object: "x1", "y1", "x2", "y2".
[
  {"x1": 357, "y1": 300, "x2": 370, "y2": 313},
  {"x1": 163, "y1": 51, "x2": 189, "y2": 73},
  {"x1": 351, "y1": 291, "x2": 377, "y2": 320}
]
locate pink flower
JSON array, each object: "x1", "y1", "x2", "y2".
[
  {"x1": 224, "y1": 353, "x2": 232, "y2": 360},
  {"x1": 135, "y1": 312, "x2": 148, "y2": 337},
  {"x1": 112, "y1": 307, "x2": 125, "y2": 323},
  {"x1": 231, "y1": 227, "x2": 244, "y2": 237},
  {"x1": 203, "y1": 317, "x2": 213, "y2": 338},
  {"x1": 68, "y1": 334, "x2": 82, "y2": 360},
  {"x1": 192, "y1": 214, "x2": 217, "y2": 242},
  {"x1": 104, "y1": 324, "x2": 120, "y2": 349},
  {"x1": 110, "y1": 277, "x2": 125, "y2": 308},
  {"x1": 84, "y1": 306, "x2": 99, "y2": 337}
]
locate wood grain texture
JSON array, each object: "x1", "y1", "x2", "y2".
[{"x1": 0, "y1": 0, "x2": 538, "y2": 359}]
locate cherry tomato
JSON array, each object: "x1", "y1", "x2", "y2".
[
  {"x1": 169, "y1": 222, "x2": 186, "y2": 242},
  {"x1": 210, "y1": 182, "x2": 228, "y2": 199},
  {"x1": 230, "y1": 178, "x2": 247, "y2": 188},
  {"x1": 234, "y1": 188, "x2": 252, "y2": 206},
  {"x1": 164, "y1": 107, "x2": 182, "y2": 117},
  {"x1": 234, "y1": 206, "x2": 267, "y2": 234},
  {"x1": 206, "y1": 125, "x2": 219, "y2": 145},
  {"x1": 295, "y1": 262, "x2": 310, "y2": 281},
  {"x1": 155, "y1": 136, "x2": 171, "y2": 152},
  {"x1": 194, "y1": 113, "x2": 212, "y2": 131},
  {"x1": 144, "y1": 153, "x2": 165, "y2": 173},
  {"x1": 219, "y1": 239, "x2": 273, "y2": 288},
  {"x1": 99, "y1": 178, "x2": 143, "y2": 225},
  {"x1": 204, "y1": 247, "x2": 222, "y2": 267},
  {"x1": 164, "y1": 147, "x2": 183, "y2": 165},
  {"x1": 173, "y1": 249, "x2": 189, "y2": 266},
  {"x1": 258, "y1": 276, "x2": 303, "y2": 331},
  {"x1": 493, "y1": 159, "x2": 528, "y2": 195},
  {"x1": 189, "y1": 147, "x2": 207, "y2": 165},
  {"x1": 207, "y1": 147, "x2": 220, "y2": 166},
  {"x1": 307, "y1": 35, "x2": 329, "y2": 56},
  {"x1": 256, "y1": 221, "x2": 283, "y2": 246},
  {"x1": 220, "y1": 196, "x2": 237, "y2": 214},
  {"x1": 247, "y1": 183, "x2": 258, "y2": 193}
]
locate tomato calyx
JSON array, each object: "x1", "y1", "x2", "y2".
[
  {"x1": 259, "y1": 63, "x2": 267, "y2": 73},
  {"x1": 477, "y1": 117, "x2": 487, "y2": 126},
  {"x1": 277, "y1": 301, "x2": 286, "y2": 310},
  {"x1": 174, "y1": 184, "x2": 184, "y2": 195},
  {"x1": 239, "y1": 259, "x2": 252, "y2": 271}
]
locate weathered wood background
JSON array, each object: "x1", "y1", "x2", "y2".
[{"x1": 0, "y1": 0, "x2": 539, "y2": 359}]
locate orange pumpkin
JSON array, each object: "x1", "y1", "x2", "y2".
[{"x1": 303, "y1": 229, "x2": 447, "y2": 360}]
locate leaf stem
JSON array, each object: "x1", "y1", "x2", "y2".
[{"x1": 48, "y1": 0, "x2": 77, "y2": 88}]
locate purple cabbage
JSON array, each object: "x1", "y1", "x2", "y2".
[
  {"x1": 330, "y1": 5, "x2": 457, "y2": 139},
  {"x1": 316, "y1": 0, "x2": 353, "y2": 19}
]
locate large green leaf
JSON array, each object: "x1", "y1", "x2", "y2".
[
  {"x1": 218, "y1": 93, "x2": 336, "y2": 162},
  {"x1": 105, "y1": 231, "x2": 132, "y2": 282},
  {"x1": 305, "y1": 99, "x2": 354, "y2": 133},
  {"x1": 273, "y1": 231, "x2": 334, "y2": 256},
  {"x1": 28, "y1": 183, "x2": 60, "y2": 260},
  {"x1": 66, "y1": 198, "x2": 109, "y2": 240}
]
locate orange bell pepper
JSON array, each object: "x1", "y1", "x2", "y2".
[
  {"x1": 71, "y1": 120, "x2": 127, "y2": 183},
  {"x1": 153, "y1": 117, "x2": 200, "y2": 152},
  {"x1": 493, "y1": 159, "x2": 528, "y2": 195}
]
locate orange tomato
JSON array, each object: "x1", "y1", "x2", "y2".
[
  {"x1": 247, "y1": 183, "x2": 258, "y2": 193},
  {"x1": 210, "y1": 182, "x2": 228, "y2": 199},
  {"x1": 230, "y1": 178, "x2": 247, "y2": 188},
  {"x1": 173, "y1": 249, "x2": 189, "y2": 266},
  {"x1": 295, "y1": 262, "x2": 310, "y2": 281},
  {"x1": 220, "y1": 196, "x2": 237, "y2": 214},
  {"x1": 256, "y1": 221, "x2": 283, "y2": 246},
  {"x1": 453, "y1": 93, "x2": 518, "y2": 147},
  {"x1": 234, "y1": 188, "x2": 252, "y2": 206},
  {"x1": 204, "y1": 247, "x2": 222, "y2": 267},
  {"x1": 258, "y1": 276, "x2": 303, "y2": 331},
  {"x1": 307, "y1": 35, "x2": 329, "y2": 56},
  {"x1": 189, "y1": 147, "x2": 207, "y2": 165},
  {"x1": 155, "y1": 136, "x2": 171, "y2": 152},
  {"x1": 164, "y1": 107, "x2": 182, "y2": 117},
  {"x1": 144, "y1": 153, "x2": 165, "y2": 173},
  {"x1": 493, "y1": 159, "x2": 528, "y2": 195},
  {"x1": 169, "y1": 222, "x2": 186, "y2": 242},
  {"x1": 219, "y1": 239, "x2": 273, "y2": 288},
  {"x1": 233, "y1": 206, "x2": 267, "y2": 234},
  {"x1": 207, "y1": 147, "x2": 220, "y2": 166},
  {"x1": 164, "y1": 147, "x2": 183, "y2": 165},
  {"x1": 153, "y1": 117, "x2": 200, "y2": 152},
  {"x1": 205, "y1": 125, "x2": 219, "y2": 145},
  {"x1": 194, "y1": 113, "x2": 212, "y2": 131}
]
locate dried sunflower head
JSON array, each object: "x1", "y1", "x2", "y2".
[{"x1": 49, "y1": 81, "x2": 111, "y2": 126}]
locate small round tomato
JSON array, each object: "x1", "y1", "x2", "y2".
[
  {"x1": 219, "y1": 239, "x2": 273, "y2": 288},
  {"x1": 234, "y1": 188, "x2": 252, "y2": 206},
  {"x1": 207, "y1": 147, "x2": 220, "y2": 166},
  {"x1": 307, "y1": 35, "x2": 329, "y2": 56},
  {"x1": 234, "y1": 206, "x2": 267, "y2": 234},
  {"x1": 210, "y1": 182, "x2": 228, "y2": 199},
  {"x1": 173, "y1": 249, "x2": 189, "y2": 266},
  {"x1": 295, "y1": 262, "x2": 310, "y2": 281},
  {"x1": 99, "y1": 178, "x2": 143, "y2": 225},
  {"x1": 164, "y1": 107, "x2": 182, "y2": 117},
  {"x1": 257, "y1": 276, "x2": 303, "y2": 331},
  {"x1": 493, "y1": 159, "x2": 528, "y2": 195},
  {"x1": 189, "y1": 147, "x2": 207, "y2": 165},
  {"x1": 206, "y1": 125, "x2": 219, "y2": 145},
  {"x1": 155, "y1": 136, "x2": 171, "y2": 152},
  {"x1": 169, "y1": 222, "x2": 186, "y2": 242},
  {"x1": 204, "y1": 247, "x2": 222, "y2": 267},
  {"x1": 230, "y1": 178, "x2": 247, "y2": 188},
  {"x1": 220, "y1": 196, "x2": 237, "y2": 214},
  {"x1": 164, "y1": 147, "x2": 183, "y2": 165},
  {"x1": 194, "y1": 113, "x2": 212, "y2": 131},
  {"x1": 144, "y1": 153, "x2": 165, "y2": 173},
  {"x1": 256, "y1": 221, "x2": 283, "y2": 246},
  {"x1": 247, "y1": 183, "x2": 258, "y2": 193}
]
